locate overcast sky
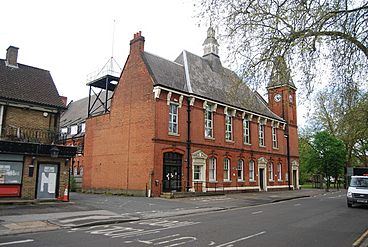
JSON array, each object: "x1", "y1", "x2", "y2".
[
  {"x1": 1, "y1": 0, "x2": 307, "y2": 125},
  {"x1": 1, "y1": 0, "x2": 207, "y2": 102}
]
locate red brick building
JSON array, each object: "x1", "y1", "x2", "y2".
[{"x1": 83, "y1": 29, "x2": 299, "y2": 197}]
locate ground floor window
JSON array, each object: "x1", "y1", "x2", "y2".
[
  {"x1": 0, "y1": 159, "x2": 23, "y2": 184},
  {"x1": 277, "y1": 163, "x2": 282, "y2": 181},
  {"x1": 238, "y1": 160, "x2": 244, "y2": 181},
  {"x1": 249, "y1": 160, "x2": 255, "y2": 181},
  {"x1": 209, "y1": 158, "x2": 216, "y2": 181},
  {"x1": 193, "y1": 165, "x2": 202, "y2": 180},
  {"x1": 224, "y1": 158, "x2": 230, "y2": 181},
  {"x1": 269, "y1": 163, "x2": 274, "y2": 181}
]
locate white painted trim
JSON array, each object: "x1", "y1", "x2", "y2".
[
  {"x1": 153, "y1": 88, "x2": 161, "y2": 99},
  {"x1": 183, "y1": 51, "x2": 193, "y2": 93},
  {"x1": 178, "y1": 95, "x2": 184, "y2": 108},
  {"x1": 206, "y1": 186, "x2": 260, "y2": 191},
  {"x1": 203, "y1": 101, "x2": 207, "y2": 109},
  {"x1": 166, "y1": 92, "x2": 172, "y2": 105},
  {"x1": 212, "y1": 103, "x2": 217, "y2": 112},
  {"x1": 189, "y1": 97, "x2": 195, "y2": 106},
  {"x1": 152, "y1": 85, "x2": 286, "y2": 125},
  {"x1": 0, "y1": 102, "x2": 58, "y2": 113},
  {"x1": 267, "y1": 185, "x2": 289, "y2": 189}
]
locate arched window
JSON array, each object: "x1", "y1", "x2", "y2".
[
  {"x1": 224, "y1": 158, "x2": 230, "y2": 181},
  {"x1": 249, "y1": 160, "x2": 255, "y2": 181},
  {"x1": 238, "y1": 160, "x2": 244, "y2": 181},
  {"x1": 269, "y1": 162, "x2": 274, "y2": 181},
  {"x1": 277, "y1": 163, "x2": 282, "y2": 181},
  {"x1": 209, "y1": 157, "x2": 217, "y2": 181}
]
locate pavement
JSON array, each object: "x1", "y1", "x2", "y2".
[{"x1": 1, "y1": 188, "x2": 366, "y2": 246}]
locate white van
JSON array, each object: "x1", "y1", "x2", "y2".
[{"x1": 347, "y1": 176, "x2": 368, "y2": 207}]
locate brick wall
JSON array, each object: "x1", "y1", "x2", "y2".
[
  {"x1": 4, "y1": 106, "x2": 57, "y2": 130},
  {"x1": 21, "y1": 155, "x2": 68, "y2": 200},
  {"x1": 83, "y1": 34, "x2": 155, "y2": 196}
]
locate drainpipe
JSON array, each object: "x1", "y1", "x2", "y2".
[
  {"x1": 186, "y1": 97, "x2": 191, "y2": 192},
  {"x1": 285, "y1": 124, "x2": 291, "y2": 190}
]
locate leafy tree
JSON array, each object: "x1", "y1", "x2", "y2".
[
  {"x1": 309, "y1": 89, "x2": 368, "y2": 168},
  {"x1": 299, "y1": 133, "x2": 316, "y2": 183},
  {"x1": 312, "y1": 131, "x2": 347, "y2": 191},
  {"x1": 197, "y1": 0, "x2": 368, "y2": 98}
]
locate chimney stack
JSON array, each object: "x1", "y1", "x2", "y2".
[
  {"x1": 60, "y1": 96, "x2": 68, "y2": 107},
  {"x1": 6, "y1": 46, "x2": 19, "y2": 68},
  {"x1": 129, "y1": 31, "x2": 145, "y2": 55}
]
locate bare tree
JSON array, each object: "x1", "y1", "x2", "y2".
[{"x1": 197, "y1": 0, "x2": 368, "y2": 97}]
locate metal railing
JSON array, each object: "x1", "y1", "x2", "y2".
[{"x1": 1, "y1": 125, "x2": 67, "y2": 144}]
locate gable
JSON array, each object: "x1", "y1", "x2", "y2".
[{"x1": 0, "y1": 59, "x2": 64, "y2": 109}]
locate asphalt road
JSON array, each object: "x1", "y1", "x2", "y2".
[{"x1": 0, "y1": 190, "x2": 366, "y2": 247}]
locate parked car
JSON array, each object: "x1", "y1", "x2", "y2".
[{"x1": 347, "y1": 176, "x2": 368, "y2": 207}]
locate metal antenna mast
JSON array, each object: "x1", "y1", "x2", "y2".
[{"x1": 111, "y1": 19, "x2": 116, "y2": 71}]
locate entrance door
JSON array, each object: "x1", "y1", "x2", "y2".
[
  {"x1": 163, "y1": 153, "x2": 182, "y2": 192},
  {"x1": 259, "y1": 168, "x2": 265, "y2": 191},
  {"x1": 37, "y1": 164, "x2": 58, "y2": 199},
  {"x1": 293, "y1": 170, "x2": 297, "y2": 190}
]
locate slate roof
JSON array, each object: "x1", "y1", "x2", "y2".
[
  {"x1": 0, "y1": 59, "x2": 64, "y2": 108},
  {"x1": 267, "y1": 56, "x2": 296, "y2": 89},
  {"x1": 60, "y1": 90, "x2": 112, "y2": 128},
  {"x1": 142, "y1": 52, "x2": 187, "y2": 92},
  {"x1": 142, "y1": 50, "x2": 283, "y2": 121}
]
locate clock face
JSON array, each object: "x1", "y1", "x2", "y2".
[{"x1": 274, "y1": 94, "x2": 282, "y2": 102}]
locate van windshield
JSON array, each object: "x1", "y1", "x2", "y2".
[{"x1": 350, "y1": 177, "x2": 368, "y2": 188}]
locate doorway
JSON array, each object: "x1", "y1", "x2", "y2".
[
  {"x1": 293, "y1": 170, "x2": 297, "y2": 190},
  {"x1": 37, "y1": 164, "x2": 59, "y2": 199},
  {"x1": 163, "y1": 153, "x2": 182, "y2": 192},
  {"x1": 259, "y1": 168, "x2": 265, "y2": 191}
]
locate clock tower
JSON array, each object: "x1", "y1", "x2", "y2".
[{"x1": 267, "y1": 56, "x2": 297, "y2": 127}]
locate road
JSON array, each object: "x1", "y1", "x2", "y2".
[{"x1": 0, "y1": 191, "x2": 366, "y2": 247}]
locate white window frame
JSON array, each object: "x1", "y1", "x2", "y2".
[
  {"x1": 169, "y1": 103, "x2": 179, "y2": 134},
  {"x1": 243, "y1": 119, "x2": 250, "y2": 144},
  {"x1": 225, "y1": 113, "x2": 233, "y2": 141},
  {"x1": 249, "y1": 160, "x2": 255, "y2": 181},
  {"x1": 272, "y1": 126, "x2": 278, "y2": 148},
  {"x1": 193, "y1": 165, "x2": 202, "y2": 181},
  {"x1": 61, "y1": 127, "x2": 68, "y2": 134},
  {"x1": 237, "y1": 160, "x2": 244, "y2": 181},
  {"x1": 81, "y1": 123, "x2": 86, "y2": 133},
  {"x1": 205, "y1": 104, "x2": 214, "y2": 138},
  {"x1": 224, "y1": 158, "x2": 231, "y2": 181},
  {"x1": 70, "y1": 125, "x2": 78, "y2": 135},
  {"x1": 259, "y1": 123, "x2": 265, "y2": 147},
  {"x1": 269, "y1": 163, "x2": 274, "y2": 181},
  {"x1": 277, "y1": 163, "x2": 282, "y2": 181},
  {"x1": 209, "y1": 157, "x2": 217, "y2": 181}
]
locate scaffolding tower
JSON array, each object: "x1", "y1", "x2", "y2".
[{"x1": 86, "y1": 57, "x2": 121, "y2": 117}]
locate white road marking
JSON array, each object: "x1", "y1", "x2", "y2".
[
  {"x1": 328, "y1": 195, "x2": 343, "y2": 199},
  {"x1": 0, "y1": 239, "x2": 34, "y2": 246},
  {"x1": 208, "y1": 241, "x2": 216, "y2": 245},
  {"x1": 251, "y1": 211, "x2": 263, "y2": 215},
  {"x1": 137, "y1": 234, "x2": 180, "y2": 244},
  {"x1": 214, "y1": 231, "x2": 266, "y2": 247},
  {"x1": 294, "y1": 203, "x2": 301, "y2": 206}
]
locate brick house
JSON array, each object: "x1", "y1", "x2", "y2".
[
  {"x1": 0, "y1": 46, "x2": 77, "y2": 200},
  {"x1": 83, "y1": 29, "x2": 299, "y2": 197}
]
